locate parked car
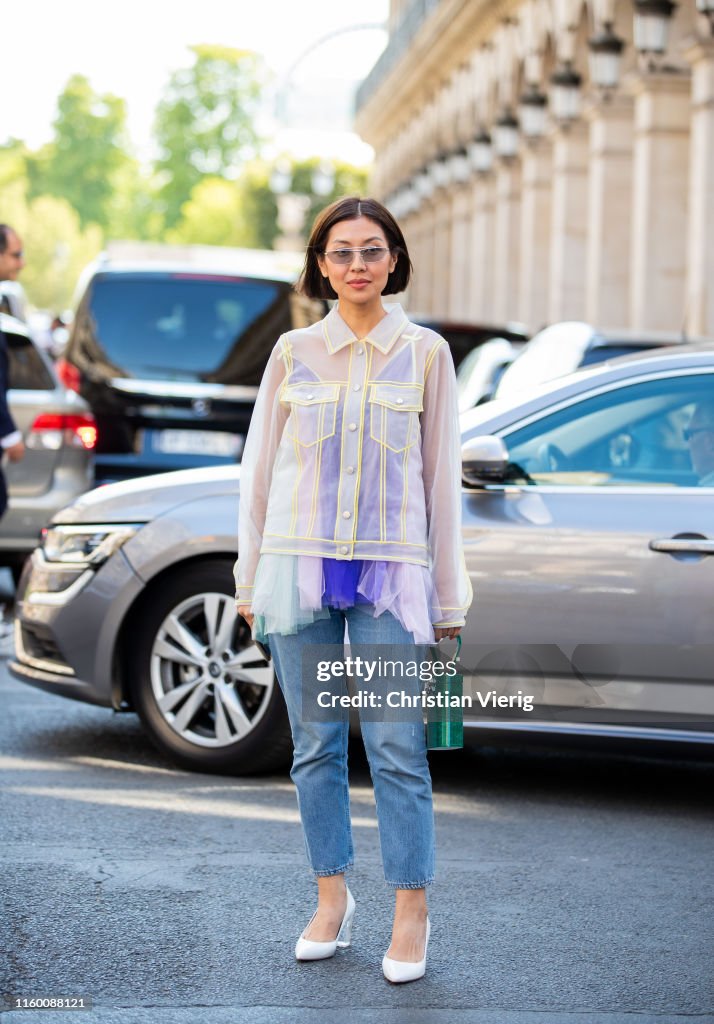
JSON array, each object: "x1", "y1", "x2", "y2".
[
  {"x1": 456, "y1": 336, "x2": 526, "y2": 412},
  {"x1": 495, "y1": 321, "x2": 700, "y2": 401},
  {"x1": 59, "y1": 244, "x2": 325, "y2": 484},
  {"x1": 406, "y1": 315, "x2": 529, "y2": 371},
  {"x1": 0, "y1": 314, "x2": 95, "y2": 579},
  {"x1": 9, "y1": 345, "x2": 714, "y2": 772}
]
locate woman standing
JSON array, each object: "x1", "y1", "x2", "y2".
[{"x1": 235, "y1": 196, "x2": 471, "y2": 983}]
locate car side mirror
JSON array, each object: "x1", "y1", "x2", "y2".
[{"x1": 461, "y1": 435, "x2": 510, "y2": 486}]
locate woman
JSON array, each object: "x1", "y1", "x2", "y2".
[{"x1": 235, "y1": 196, "x2": 471, "y2": 983}]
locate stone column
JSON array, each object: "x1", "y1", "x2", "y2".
[
  {"x1": 549, "y1": 121, "x2": 589, "y2": 323},
  {"x1": 431, "y1": 190, "x2": 452, "y2": 316},
  {"x1": 583, "y1": 95, "x2": 634, "y2": 329},
  {"x1": 519, "y1": 142, "x2": 552, "y2": 333},
  {"x1": 627, "y1": 72, "x2": 691, "y2": 331},
  {"x1": 448, "y1": 185, "x2": 473, "y2": 319},
  {"x1": 492, "y1": 161, "x2": 522, "y2": 324},
  {"x1": 684, "y1": 38, "x2": 714, "y2": 337},
  {"x1": 468, "y1": 174, "x2": 496, "y2": 322},
  {"x1": 410, "y1": 203, "x2": 431, "y2": 314}
]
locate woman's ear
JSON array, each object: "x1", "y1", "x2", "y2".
[{"x1": 317, "y1": 255, "x2": 329, "y2": 279}]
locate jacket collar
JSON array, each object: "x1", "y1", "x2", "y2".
[{"x1": 322, "y1": 303, "x2": 410, "y2": 355}]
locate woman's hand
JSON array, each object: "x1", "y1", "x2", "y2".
[
  {"x1": 236, "y1": 605, "x2": 254, "y2": 630},
  {"x1": 434, "y1": 625, "x2": 462, "y2": 642}
]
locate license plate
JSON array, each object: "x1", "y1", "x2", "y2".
[{"x1": 151, "y1": 429, "x2": 244, "y2": 458}]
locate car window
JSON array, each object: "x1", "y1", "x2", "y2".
[
  {"x1": 503, "y1": 373, "x2": 713, "y2": 488},
  {"x1": 5, "y1": 331, "x2": 54, "y2": 390},
  {"x1": 76, "y1": 273, "x2": 293, "y2": 384},
  {"x1": 579, "y1": 344, "x2": 650, "y2": 367}
]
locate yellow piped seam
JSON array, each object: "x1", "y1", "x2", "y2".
[
  {"x1": 424, "y1": 338, "x2": 446, "y2": 381},
  {"x1": 351, "y1": 344, "x2": 372, "y2": 545}
]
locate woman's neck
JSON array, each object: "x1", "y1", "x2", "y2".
[{"x1": 337, "y1": 299, "x2": 388, "y2": 340}]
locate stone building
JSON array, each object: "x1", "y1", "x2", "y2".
[{"x1": 354, "y1": 0, "x2": 714, "y2": 336}]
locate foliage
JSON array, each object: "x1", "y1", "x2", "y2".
[
  {"x1": 154, "y1": 45, "x2": 264, "y2": 228},
  {"x1": 26, "y1": 74, "x2": 135, "y2": 232},
  {"x1": 0, "y1": 177, "x2": 102, "y2": 311},
  {"x1": 167, "y1": 178, "x2": 245, "y2": 247}
]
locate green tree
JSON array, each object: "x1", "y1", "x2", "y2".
[
  {"x1": 167, "y1": 178, "x2": 245, "y2": 246},
  {"x1": 0, "y1": 180, "x2": 102, "y2": 311},
  {"x1": 154, "y1": 45, "x2": 264, "y2": 228},
  {"x1": 26, "y1": 74, "x2": 135, "y2": 232}
]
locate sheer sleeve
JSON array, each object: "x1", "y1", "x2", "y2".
[
  {"x1": 420, "y1": 339, "x2": 473, "y2": 627},
  {"x1": 234, "y1": 338, "x2": 289, "y2": 606}
]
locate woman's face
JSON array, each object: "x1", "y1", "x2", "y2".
[{"x1": 317, "y1": 216, "x2": 397, "y2": 308}]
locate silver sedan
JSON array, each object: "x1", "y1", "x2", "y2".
[{"x1": 9, "y1": 344, "x2": 714, "y2": 773}]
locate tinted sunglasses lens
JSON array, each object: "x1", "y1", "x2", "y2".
[{"x1": 364, "y1": 248, "x2": 388, "y2": 262}]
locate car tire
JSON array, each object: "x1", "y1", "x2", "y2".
[{"x1": 128, "y1": 561, "x2": 292, "y2": 775}]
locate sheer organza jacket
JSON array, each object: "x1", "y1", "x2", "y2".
[{"x1": 234, "y1": 303, "x2": 473, "y2": 636}]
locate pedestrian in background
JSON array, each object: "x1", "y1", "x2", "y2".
[
  {"x1": 235, "y1": 196, "x2": 471, "y2": 983},
  {"x1": 0, "y1": 224, "x2": 26, "y2": 508},
  {"x1": 0, "y1": 224, "x2": 27, "y2": 320}
]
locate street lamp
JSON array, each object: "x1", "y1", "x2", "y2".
[
  {"x1": 311, "y1": 161, "x2": 336, "y2": 196},
  {"x1": 695, "y1": 0, "x2": 714, "y2": 32},
  {"x1": 415, "y1": 165, "x2": 435, "y2": 202},
  {"x1": 518, "y1": 85, "x2": 548, "y2": 139},
  {"x1": 429, "y1": 152, "x2": 451, "y2": 190},
  {"x1": 493, "y1": 110, "x2": 519, "y2": 160},
  {"x1": 447, "y1": 146, "x2": 471, "y2": 184},
  {"x1": 588, "y1": 22, "x2": 626, "y2": 90},
  {"x1": 550, "y1": 62, "x2": 583, "y2": 124},
  {"x1": 469, "y1": 128, "x2": 494, "y2": 174},
  {"x1": 633, "y1": 0, "x2": 677, "y2": 63}
]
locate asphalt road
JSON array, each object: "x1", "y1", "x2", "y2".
[{"x1": 1, "y1": 648, "x2": 713, "y2": 1024}]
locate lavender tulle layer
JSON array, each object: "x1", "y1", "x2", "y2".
[{"x1": 251, "y1": 554, "x2": 437, "y2": 645}]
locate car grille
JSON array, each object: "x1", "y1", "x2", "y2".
[{"x1": 17, "y1": 621, "x2": 74, "y2": 676}]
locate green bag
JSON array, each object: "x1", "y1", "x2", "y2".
[{"x1": 426, "y1": 635, "x2": 464, "y2": 750}]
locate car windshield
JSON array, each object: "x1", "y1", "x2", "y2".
[{"x1": 79, "y1": 274, "x2": 291, "y2": 384}]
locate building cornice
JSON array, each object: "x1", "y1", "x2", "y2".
[{"x1": 355, "y1": 0, "x2": 517, "y2": 145}]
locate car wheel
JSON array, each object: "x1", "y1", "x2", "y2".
[{"x1": 129, "y1": 561, "x2": 292, "y2": 775}]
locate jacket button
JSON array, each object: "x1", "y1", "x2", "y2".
[
  {"x1": 307, "y1": 393, "x2": 314, "y2": 400},
  {"x1": 342, "y1": 510, "x2": 351, "y2": 519},
  {"x1": 353, "y1": 384, "x2": 360, "y2": 391},
  {"x1": 346, "y1": 466, "x2": 355, "y2": 474},
  {"x1": 340, "y1": 546, "x2": 349, "y2": 554},
  {"x1": 356, "y1": 347, "x2": 364, "y2": 355},
  {"x1": 348, "y1": 422, "x2": 357, "y2": 431},
  {"x1": 396, "y1": 397, "x2": 404, "y2": 405}
]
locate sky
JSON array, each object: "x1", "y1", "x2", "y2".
[{"x1": 3, "y1": 0, "x2": 389, "y2": 165}]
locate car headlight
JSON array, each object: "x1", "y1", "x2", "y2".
[
  {"x1": 41, "y1": 524, "x2": 141, "y2": 566},
  {"x1": 23, "y1": 524, "x2": 142, "y2": 606}
]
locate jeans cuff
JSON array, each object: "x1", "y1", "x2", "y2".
[
  {"x1": 314, "y1": 861, "x2": 354, "y2": 878},
  {"x1": 385, "y1": 877, "x2": 434, "y2": 889}
]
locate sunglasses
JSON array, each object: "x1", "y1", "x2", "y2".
[
  {"x1": 683, "y1": 426, "x2": 714, "y2": 441},
  {"x1": 9, "y1": 251, "x2": 23, "y2": 259},
  {"x1": 323, "y1": 246, "x2": 391, "y2": 265}
]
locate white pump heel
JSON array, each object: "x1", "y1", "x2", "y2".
[
  {"x1": 382, "y1": 917, "x2": 430, "y2": 983},
  {"x1": 295, "y1": 886, "x2": 355, "y2": 961}
]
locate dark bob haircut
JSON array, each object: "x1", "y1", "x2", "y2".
[{"x1": 297, "y1": 196, "x2": 413, "y2": 300}]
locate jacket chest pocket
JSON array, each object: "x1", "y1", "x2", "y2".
[
  {"x1": 283, "y1": 381, "x2": 340, "y2": 447},
  {"x1": 369, "y1": 382, "x2": 423, "y2": 453}
]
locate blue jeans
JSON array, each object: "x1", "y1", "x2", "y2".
[{"x1": 268, "y1": 604, "x2": 435, "y2": 888}]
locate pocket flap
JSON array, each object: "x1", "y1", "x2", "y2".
[
  {"x1": 369, "y1": 382, "x2": 423, "y2": 412},
  {"x1": 281, "y1": 381, "x2": 340, "y2": 406}
]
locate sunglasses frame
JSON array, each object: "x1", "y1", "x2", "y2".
[{"x1": 322, "y1": 246, "x2": 392, "y2": 265}]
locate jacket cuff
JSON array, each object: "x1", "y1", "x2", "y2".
[
  {"x1": 235, "y1": 584, "x2": 254, "y2": 605},
  {"x1": 1, "y1": 430, "x2": 22, "y2": 449}
]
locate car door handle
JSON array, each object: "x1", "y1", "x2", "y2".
[{"x1": 649, "y1": 538, "x2": 714, "y2": 555}]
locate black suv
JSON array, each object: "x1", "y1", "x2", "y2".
[{"x1": 62, "y1": 245, "x2": 325, "y2": 483}]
